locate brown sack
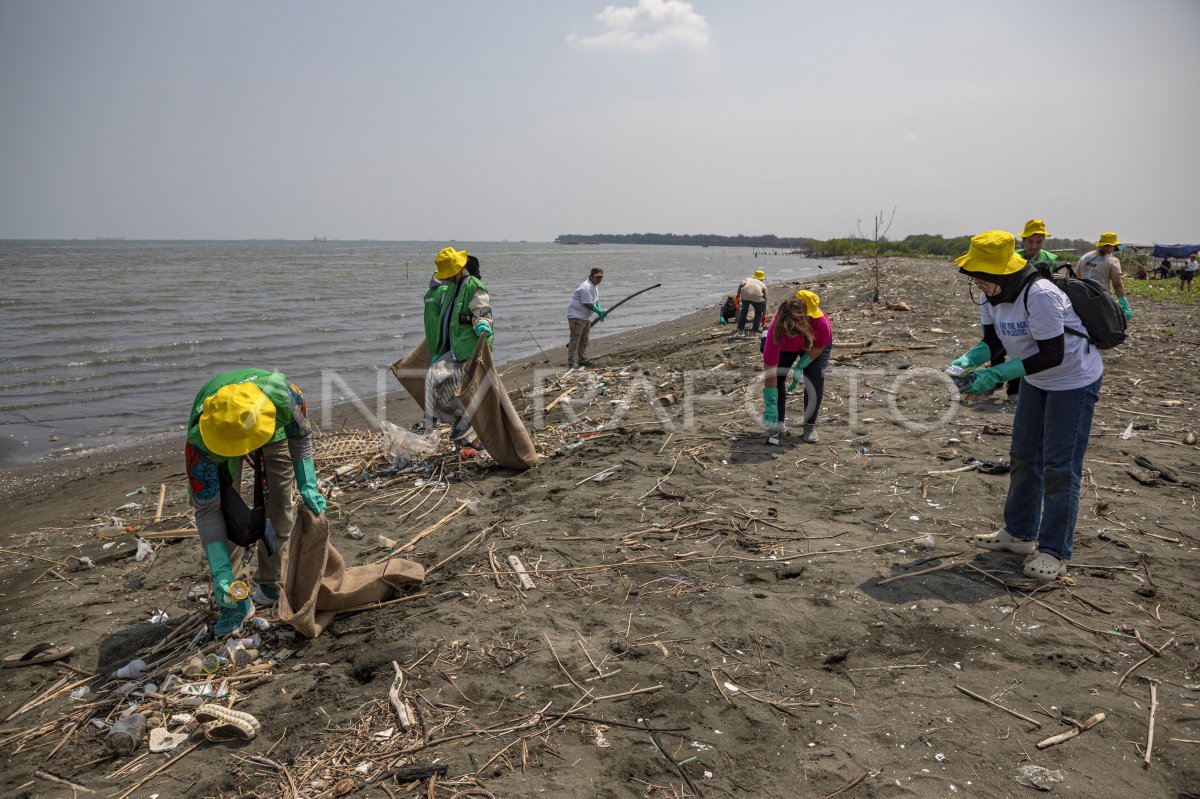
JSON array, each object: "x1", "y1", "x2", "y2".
[
  {"x1": 390, "y1": 340, "x2": 433, "y2": 410},
  {"x1": 457, "y1": 337, "x2": 540, "y2": 471},
  {"x1": 277, "y1": 508, "x2": 425, "y2": 638},
  {"x1": 391, "y1": 337, "x2": 538, "y2": 472}
]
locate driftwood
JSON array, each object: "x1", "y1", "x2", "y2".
[
  {"x1": 1036, "y1": 712, "x2": 1105, "y2": 749},
  {"x1": 590, "y1": 283, "x2": 661, "y2": 328},
  {"x1": 507, "y1": 555, "x2": 537, "y2": 590}
]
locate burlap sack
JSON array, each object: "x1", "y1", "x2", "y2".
[
  {"x1": 390, "y1": 339, "x2": 433, "y2": 410},
  {"x1": 457, "y1": 337, "x2": 539, "y2": 470},
  {"x1": 390, "y1": 338, "x2": 538, "y2": 471},
  {"x1": 277, "y1": 508, "x2": 424, "y2": 638}
]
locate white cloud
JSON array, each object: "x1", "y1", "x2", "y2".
[{"x1": 567, "y1": 0, "x2": 711, "y2": 52}]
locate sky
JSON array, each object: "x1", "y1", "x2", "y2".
[{"x1": 1, "y1": 0, "x2": 1197, "y2": 244}]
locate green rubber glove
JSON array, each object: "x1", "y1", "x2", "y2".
[
  {"x1": 203, "y1": 541, "x2": 238, "y2": 609},
  {"x1": 718, "y1": 317, "x2": 727, "y2": 325},
  {"x1": 592, "y1": 303, "x2": 607, "y2": 322},
  {"x1": 951, "y1": 341, "x2": 991, "y2": 369},
  {"x1": 962, "y1": 359, "x2": 1026, "y2": 396},
  {"x1": 763, "y1": 387, "x2": 779, "y2": 428},
  {"x1": 294, "y1": 457, "x2": 327, "y2": 515},
  {"x1": 1118, "y1": 295, "x2": 1132, "y2": 320},
  {"x1": 474, "y1": 318, "x2": 494, "y2": 346},
  {"x1": 787, "y1": 354, "x2": 814, "y2": 391}
]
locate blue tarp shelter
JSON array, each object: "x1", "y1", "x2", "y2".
[{"x1": 1151, "y1": 244, "x2": 1199, "y2": 258}]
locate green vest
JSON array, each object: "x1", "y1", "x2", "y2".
[
  {"x1": 187, "y1": 369, "x2": 295, "y2": 475},
  {"x1": 423, "y1": 276, "x2": 489, "y2": 362}
]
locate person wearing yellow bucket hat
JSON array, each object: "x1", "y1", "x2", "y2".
[
  {"x1": 761, "y1": 290, "x2": 833, "y2": 444},
  {"x1": 951, "y1": 231, "x2": 1104, "y2": 582},
  {"x1": 1076, "y1": 233, "x2": 1132, "y2": 320},
  {"x1": 186, "y1": 369, "x2": 326, "y2": 635},
  {"x1": 1017, "y1": 219, "x2": 1061, "y2": 278},
  {"x1": 422, "y1": 246, "x2": 493, "y2": 448},
  {"x1": 732, "y1": 269, "x2": 768, "y2": 339}
]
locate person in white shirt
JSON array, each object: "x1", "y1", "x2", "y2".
[
  {"x1": 951, "y1": 231, "x2": 1103, "y2": 582},
  {"x1": 566, "y1": 268, "x2": 606, "y2": 368},
  {"x1": 733, "y1": 269, "x2": 768, "y2": 339},
  {"x1": 1181, "y1": 253, "x2": 1197, "y2": 291},
  {"x1": 1076, "y1": 232, "x2": 1132, "y2": 320}
]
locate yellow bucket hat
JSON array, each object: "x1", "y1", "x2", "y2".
[
  {"x1": 794, "y1": 289, "x2": 823, "y2": 318},
  {"x1": 433, "y1": 247, "x2": 469, "y2": 280},
  {"x1": 954, "y1": 230, "x2": 1027, "y2": 276},
  {"x1": 1095, "y1": 232, "x2": 1120, "y2": 248},
  {"x1": 752, "y1": 269, "x2": 765, "y2": 280},
  {"x1": 1020, "y1": 219, "x2": 1049, "y2": 238},
  {"x1": 198, "y1": 383, "x2": 275, "y2": 457}
]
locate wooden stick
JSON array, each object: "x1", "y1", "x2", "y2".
[
  {"x1": 113, "y1": 742, "x2": 200, "y2": 799},
  {"x1": 1116, "y1": 638, "x2": 1175, "y2": 695},
  {"x1": 589, "y1": 283, "x2": 662, "y2": 328},
  {"x1": 507, "y1": 555, "x2": 537, "y2": 591},
  {"x1": 335, "y1": 591, "x2": 427, "y2": 615},
  {"x1": 385, "y1": 501, "x2": 471, "y2": 559},
  {"x1": 876, "y1": 561, "x2": 960, "y2": 586},
  {"x1": 953, "y1": 685, "x2": 1042, "y2": 728},
  {"x1": 643, "y1": 719, "x2": 702, "y2": 797},
  {"x1": 153, "y1": 484, "x2": 167, "y2": 522},
  {"x1": 544, "y1": 386, "x2": 576, "y2": 413},
  {"x1": 823, "y1": 770, "x2": 877, "y2": 799},
  {"x1": 1143, "y1": 678, "x2": 1159, "y2": 768},
  {"x1": 388, "y1": 661, "x2": 413, "y2": 730},
  {"x1": 0, "y1": 548, "x2": 70, "y2": 568},
  {"x1": 134, "y1": 528, "x2": 198, "y2": 539},
  {"x1": 34, "y1": 770, "x2": 93, "y2": 793},
  {"x1": 1036, "y1": 712, "x2": 1105, "y2": 749}
]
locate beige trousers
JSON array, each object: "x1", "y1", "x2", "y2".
[{"x1": 567, "y1": 318, "x2": 591, "y2": 366}]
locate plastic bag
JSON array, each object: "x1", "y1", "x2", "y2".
[{"x1": 380, "y1": 421, "x2": 437, "y2": 462}]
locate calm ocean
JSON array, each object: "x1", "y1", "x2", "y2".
[{"x1": 0, "y1": 240, "x2": 842, "y2": 465}]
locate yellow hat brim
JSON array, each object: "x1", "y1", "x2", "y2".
[
  {"x1": 198, "y1": 384, "x2": 275, "y2": 457},
  {"x1": 434, "y1": 248, "x2": 469, "y2": 280},
  {"x1": 954, "y1": 250, "x2": 1028, "y2": 276}
]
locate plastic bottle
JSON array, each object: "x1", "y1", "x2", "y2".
[
  {"x1": 346, "y1": 525, "x2": 364, "y2": 540},
  {"x1": 97, "y1": 524, "x2": 133, "y2": 536},
  {"x1": 104, "y1": 713, "x2": 147, "y2": 755}
]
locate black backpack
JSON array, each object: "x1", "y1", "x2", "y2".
[{"x1": 1024, "y1": 272, "x2": 1127, "y2": 350}]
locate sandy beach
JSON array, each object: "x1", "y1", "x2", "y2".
[{"x1": 2, "y1": 258, "x2": 1198, "y2": 798}]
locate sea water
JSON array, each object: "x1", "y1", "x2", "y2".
[{"x1": 0, "y1": 239, "x2": 842, "y2": 464}]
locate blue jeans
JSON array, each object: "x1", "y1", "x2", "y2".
[
  {"x1": 736, "y1": 300, "x2": 766, "y2": 333},
  {"x1": 1003, "y1": 376, "x2": 1101, "y2": 560}
]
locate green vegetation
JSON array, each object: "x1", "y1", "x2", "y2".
[
  {"x1": 556, "y1": 232, "x2": 1099, "y2": 258},
  {"x1": 555, "y1": 233, "x2": 810, "y2": 248},
  {"x1": 1124, "y1": 279, "x2": 1200, "y2": 305}
]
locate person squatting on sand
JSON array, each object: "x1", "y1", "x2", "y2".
[
  {"x1": 952, "y1": 231, "x2": 1103, "y2": 582},
  {"x1": 423, "y1": 247, "x2": 493, "y2": 450},
  {"x1": 1077, "y1": 232, "x2": 1133, "y2": 321},
  {"x1": 566, "y1": 267, "x2": 606, "y2": 368},
  {"x1": 718, "y1": 294, "x2": 738, "y2": 325},
  {"x1": 185, "y1": 369, "x2": 327, "y2": 636},
  {"x1": 761, "y1": 290, "x2": 833, "y2": 445},
  {"x1": 732, "y1": 269, "x2": 767, "y2": 338}
]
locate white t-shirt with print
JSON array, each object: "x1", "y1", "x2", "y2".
[{"x1": 978, "y1": 280, "x2": 1103, "y2": 391}]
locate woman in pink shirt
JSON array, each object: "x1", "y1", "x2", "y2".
[{"x1": 762, "y1": 290, "x2": 833, "y2": 443}]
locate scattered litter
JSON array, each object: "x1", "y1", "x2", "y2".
[
  {"x1": 1014, "y1": 764, "x2": 1063, "y2": 791},
  {"x1": 134, "y1": 539, "x2": 155, "y2": 562},
  {"x1": 150, "y1": 610, "x2": 170, "y2": 624},
  {"x1": 1120, "y1": 422, "x2": 1134, "y2": 440},
  {"x1": 148, "y1": 726, "x2": 188, "y2": 753},
  {"x1": 346, "y1": 525, "x2": 364, "y2": 540}
]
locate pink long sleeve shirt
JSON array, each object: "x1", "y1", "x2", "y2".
[{"x1": 762, "y1": 311, "x2": 832, "y2": 367}]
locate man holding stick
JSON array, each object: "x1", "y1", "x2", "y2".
[{"x1": 566, "y1": 267, "x2": 606, "y2": 368}]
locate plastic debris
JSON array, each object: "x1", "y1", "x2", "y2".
[
  {"x1": 346, "y1": 525, "x2": 364, "y2": 540},
  {"x1": 1014, "y1": 764, "x2": 1063, "y2": 791},
  {"x1": 113, "y1": 659, "x2": 147, "y2": 680},
  {"x1": 134, "y1": 539, "x2": 154, "y2": 562}
]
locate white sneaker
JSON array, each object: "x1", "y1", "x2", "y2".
[{"x1": 974, "y1": 528, "x2": 1037, "y2": 554}]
